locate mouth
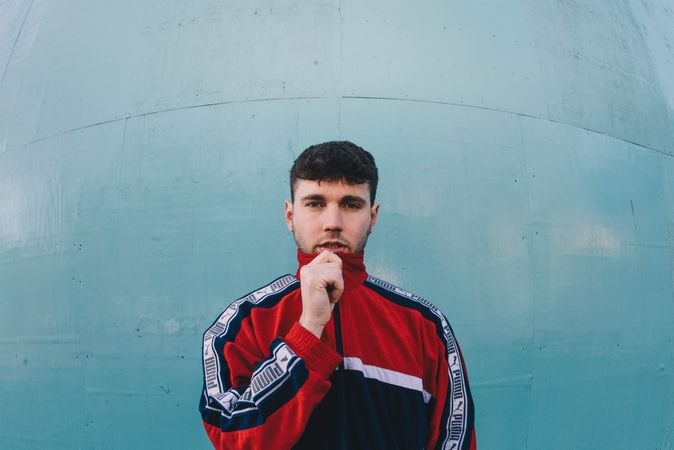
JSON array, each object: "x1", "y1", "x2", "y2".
[{"x1": 315, "y1": 241, "x2": 349, "y2": 253}]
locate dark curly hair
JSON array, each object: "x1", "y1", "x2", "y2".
[{"x1": 289, "y1": 141, "x2": 378, "y2": 204}]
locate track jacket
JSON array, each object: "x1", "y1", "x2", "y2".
[{"x1": 199, "y1": 250, "x2": 476, "y2": 450}]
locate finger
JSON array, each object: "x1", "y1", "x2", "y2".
[
  {"x1": 313, "y1": 265, "x2": 341, "y2": 291},
  {"x1": 300, "y1": 262, "x2": 340, "y2": 286},
  {"x1": 328, "y1": 277, "x2": 344, "y2": 303},
  {"x1": 309, "y1": 250, "x2": 335, "y2": 264},
  {"x1": 310, "y1": 250, "x2": 342, "y2": 268}
]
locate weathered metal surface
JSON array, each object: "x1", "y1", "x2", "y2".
[{"x1": 1, "y1": 1, "x2": 672, "y2": 448}]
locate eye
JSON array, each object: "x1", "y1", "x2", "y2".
[
  {"x1": 343, "y1": 202, "x2": 362, "y2": 210},
  {"x1": 305, "y1": 201, "x2": 324, "y2": 208}
]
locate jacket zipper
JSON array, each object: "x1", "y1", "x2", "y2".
[
  {"x1": 333, "y1": 300, "x2": 348, "y2": 449},
  {"x1": 333, "y1": 302, "x2": 345, "y2": 370}
]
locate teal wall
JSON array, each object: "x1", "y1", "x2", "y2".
[{"x1": 1, "y1": 1, "x2": 673, "y2": 449}]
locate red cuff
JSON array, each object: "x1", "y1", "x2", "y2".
[{"x1": 284, "y1": 322, "x2": 342, "y2": 378}]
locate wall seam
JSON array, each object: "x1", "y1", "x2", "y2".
[{"x1": 4, "y1": 95, "x2": 673, "y2": 159}]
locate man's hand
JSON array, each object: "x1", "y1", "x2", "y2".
[{"x1": 298, "y1": 251, "x2": 344, "y2": 338}]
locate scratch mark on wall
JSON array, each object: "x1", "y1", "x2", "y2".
[
  {"x1": 0, "y1": 334, "x2": 78, "y2": 344},
  {"x1": 630, "y1": 199, "x2": 638, "y2": 236},
  {"x1": 470, "y1": 373, "x2": 533, "y2": 388},
  {"x1": 0, "y1": 434, "x2": 62, "y2": 444},
  {"x1": 0, "y1": 0, "x2": 34, "y2": 85},
  {"x1": 518, "y1": 115, "x2": 536, "y2": 450}
]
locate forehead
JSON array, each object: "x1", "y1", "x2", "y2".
[{"x1": 294, "y1": 179, "x2": 370, "y2": 202}]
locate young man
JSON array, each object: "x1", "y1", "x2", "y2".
[{"x1": 199, "y1": 141, "x2": 476, "y2": 449}]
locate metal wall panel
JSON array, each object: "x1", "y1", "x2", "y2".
[{"x1": 1, "y1": 1, "x2": 672, "y2": 449}]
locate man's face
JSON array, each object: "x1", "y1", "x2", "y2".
[{"x1": 285, "y1": 179, "x2": 380, "y2": 254}]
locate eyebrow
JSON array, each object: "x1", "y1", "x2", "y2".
[
  {"x1": 340, "y1": 195, "x2": 367, "y2": 205},
  {"x1": 299, "y1": 194, "x2": 367, "y2": 205},
  {"x1": 300, "y1": 194, "x2": 326, "y2": 202}
]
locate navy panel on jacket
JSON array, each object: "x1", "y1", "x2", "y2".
[{"x1": 294, "y1": 369, "x2": 429, "y2": 450}]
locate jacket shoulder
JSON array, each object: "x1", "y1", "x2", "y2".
[
  {"x1": 235, "y1": 274, "x2": 299, "y2": 306},
  {"x1": 203, "y1": 274, "x2": 299, "y2": 338},
  {"x1": 365, "y1": 275, "x2": 444, "y2": 317},
  {"x1": 364, "y1": 275, "x2": 458, "y2": 342}
]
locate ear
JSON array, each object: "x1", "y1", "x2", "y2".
[
  {"x1": 284, "y1": 200, "x2": 294, "y2": 232},
  {"x1": 369, "y1": 202, "x2": 380, "y2": 233}
]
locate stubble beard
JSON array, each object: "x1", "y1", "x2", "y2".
[
  {"x1": 352, "y1": 229, "x2": 371, "y2": 253},
  {"x1": 291, "y1": 222, "x2": 372, "y2": 254}
]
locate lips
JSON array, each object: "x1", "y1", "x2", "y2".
[{"x1": 316, "y1": 241, "x2": 349, "y2": 252}]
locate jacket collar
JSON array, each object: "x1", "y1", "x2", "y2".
[{"x1": 295, "y1": 248, "x2": 368, "y2": 292}]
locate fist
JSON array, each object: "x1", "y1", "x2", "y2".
[{"x1": 298, "y1": 251, "x2": 344, "y2": 338}]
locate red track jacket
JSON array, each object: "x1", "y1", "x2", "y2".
[{"x1": 199, "y1": 250, "x2": 476, "y2": 449}]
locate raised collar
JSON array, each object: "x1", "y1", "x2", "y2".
[{"x1": 295, "y1": 248, "x2": 368, "y2": 292}]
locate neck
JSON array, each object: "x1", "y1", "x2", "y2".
[{"x1": 295, "y1": 249, "x2": 368, "y2": 291}]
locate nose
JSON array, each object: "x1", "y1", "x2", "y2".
[{"x1": 322, "y1": 203, "x2": 343, "y2": 231}]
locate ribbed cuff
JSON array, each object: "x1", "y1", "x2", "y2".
[{"x1": 284, "y1": 322, "x2": 342, "y2": 378}]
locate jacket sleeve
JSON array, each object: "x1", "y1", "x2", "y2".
[
  {"x1": 425, "y1": 316, "x2": 477, "y2": 450},
  {"x1": 199, "y1": 311, "x2": 342, "y2": 450}
]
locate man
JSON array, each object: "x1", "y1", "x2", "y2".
[{"x1": 199, "y1": 141, "x2": 476, "y2": 449}]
